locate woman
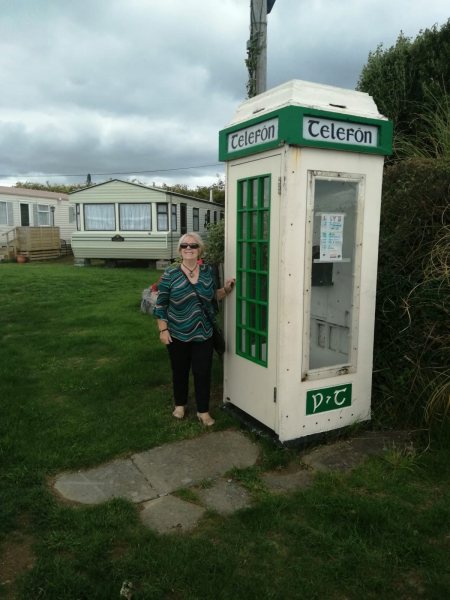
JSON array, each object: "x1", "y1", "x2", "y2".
[{"x1": 154, "y1": 232, "x2": 235, "y2": 426}]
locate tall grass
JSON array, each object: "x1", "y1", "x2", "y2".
[
  {"x1": 373, "y1": 158, "x2": 450, "y2": 429},
  {"x1": 394, "y1": 88, "x2": 450, "y2": 160}
]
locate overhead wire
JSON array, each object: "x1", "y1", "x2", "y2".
[{"x1": 0, "y1": 162, "x2": 224, "y2": 180}]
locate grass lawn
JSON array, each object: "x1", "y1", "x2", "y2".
[{"x1": 1, "y1": 259, "x2": 449, "y2": 599}]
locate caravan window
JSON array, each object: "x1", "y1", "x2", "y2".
[
  {"x1": 0, "y1": 201, "x2": 11, "y2": 225},
  {"x1": 193, "y1": 208, "x2": 199, "y2": 231},
  {"x1": 37, "y1": 204, "x2": 51, "y2": 226},
  {"x1": 76, "y1": 204, "x2": 81, "y2": 230},
  {"x1": 157, "y1": 203, "x2": 169, "y2": 231},
  {"x1": 84, "y1": 204, "x2": 115, "y2": 230},
  {"x1": 119, "y1": 203, "x2": 151, "y2": 230},
  {"x1": 171, "y1": 205, "x2": 177, "y2": 231}
]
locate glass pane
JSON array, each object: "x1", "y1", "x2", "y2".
[
  {"x1": 157, "y1": 214, "x2": 168, "y2": 230},
  {"x1": 249, "y1": 303, "x2": 257, "y2": 328},
  {"x1": 241, "y1": 181, "x2": 248, "y2": 208},
  {"x1": 259, "y1": 211, "x2": 269, "y2": 240},
  {"x1": 250, "y1": 211, "x2": 258, "y2": 239},
  {"x1": 262, "y1": 177, "x2": 270, "y2": 208},
  {"x1": 255, "y1": 335, "x2": 261, "y2": 360},
  {"x1": 309, "y1": 179, "x2": 358, "y2": 370},
  {"x1": 248, "y1": 274, "x2": 257, "y2": 299},
  {"x1": 238, "y1": 328, "x2": 246, "y2": 353},
  {"x1": 250, "y1": 332, "x2": 257, "y2": 357},
  {"x1": 0, "y1": 202, "x2": 7, "y2": 224},
  {"x1": 171, "y1": 205, "x2": 177, "y2": 230},
  {"x1": 240, "y1": 271, "x2": 247, "y2": 295},
  {"x1": 240, "y1": 301, "x2": 246, "y2": 326},
  {"x1": 259, "y1": 243, "x2": 268, "y2": 271},
  {"x1": 84, "y1": 204, "x2": 115, "y2": 230},
  {"x1": 120, "y1": 204, "x2": 150, "y2": 230},
  {"x1": 249, "y1": 243, "x2": 257, "y2": 269},
  {"x1": 260, "y1": 337, "x2": 267, "y2": 362},
  {"x1": 252, "y1": 179, "x2": 259, "y2": 208},
  {"x1": 260, "y1": 306, "x2": 268, "y2": 331},
  {"x1": 240, "y1": 243, "x2": 247, "y2": 269},
  {"x1": 239, "y1": 212, "x2": 247, "y2": 238},
  {"x1": 259, "y1": 274, "x2": 268, "y2": 302}
]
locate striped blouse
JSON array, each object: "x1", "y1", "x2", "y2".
[{"x1": 153, "y1": 264, "x2": 217, "y2": 342}]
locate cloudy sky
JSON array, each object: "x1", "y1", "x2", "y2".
[{"x1": 0, "y1": 0, "x2": 448, "y2": 189}]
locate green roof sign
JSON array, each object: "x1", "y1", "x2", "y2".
[{"x1": 219, "y1": 105, "x2": 392, "y2": 161}]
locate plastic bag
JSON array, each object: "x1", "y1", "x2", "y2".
[{"x1": 140, "y1": 282, "x2": 159, "y2": 315}]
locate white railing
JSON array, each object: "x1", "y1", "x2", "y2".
[{"x1": 0, "y1": 227, "x2": 18, "y2": 257}]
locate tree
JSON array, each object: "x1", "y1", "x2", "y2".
[
  {"x1": 357, "y1": 20, "x2": 450, "y2": 158},
  {"x1": 163, "y1": 177, "x2": 225, "y2": 205},
  {"x1": 14, "y1": 181, "x2": 86, "y2": 194}
]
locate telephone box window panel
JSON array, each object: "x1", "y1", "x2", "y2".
[
  {"x1": 307, "y1": 176, "x2": 362, "y2": 373},
  {"x1": 236, "y1": 175, "x2": 271, "y2": 366}
]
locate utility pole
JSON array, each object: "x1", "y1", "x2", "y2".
[{"x1": 246, "y1": 0, "x2": 276, "y2": 98}]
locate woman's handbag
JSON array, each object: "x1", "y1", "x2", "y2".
[
  {"x1": 181, "y1": 267, "x2": 226, "y2": 356},
  {"x1": 211, "y1": 323, "x2": 226, "y2": 356}
]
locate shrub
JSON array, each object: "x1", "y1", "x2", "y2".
[
  {"x1": 373, "y1": 158, "x2": 450, "y2": 427},
  {"x1": 204, "y1": 219, "x2": 225, "y2": 265}
]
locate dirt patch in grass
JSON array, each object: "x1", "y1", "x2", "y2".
[{"x1": 0, "y1": 531, "x2": 36, "y2": 598}]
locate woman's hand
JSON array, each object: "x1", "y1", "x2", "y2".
[
  {"x1": 217, "y1": 278, "x2": 236, "y2": 301},
  {"x1": 224, "y1": 278, "x2": 236, "y2": 294},
  {"x1": 159, "y1": 329, "x2": 172, "y2": 345},
  {"x1": 157, "y1": 320, "x2": 172, "y2": 344}
]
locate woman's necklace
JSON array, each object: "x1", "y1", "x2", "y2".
[{"x1": 182, "y1": 262, "x2": 198, "y2": 278}]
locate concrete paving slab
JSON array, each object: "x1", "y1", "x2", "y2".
[
  {"x1": 53, "y1": 459, "x2": 158, "y2": 505},
  {"x1": 196, "y1": 479, "x2": 252, "y2": 515},
  {"x1": 140, "y1": 495, "x2": 206, "y2": 534},
  {"x1": 350, "y1": 431, "x2": 412, "y2": 455},
  {"x1": 132, "y1": 430, "x2": 259, "y2": 495},
  {"x1": 301, "y1": 431, "x2": 412, "y2": 472},
  {"x1": 262, "y1": 469, "x2": 314, "y2": 494}
]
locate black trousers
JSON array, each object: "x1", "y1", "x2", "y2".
[{"x1": 166, "y1": 337, "x2": 214, "y2": 413}]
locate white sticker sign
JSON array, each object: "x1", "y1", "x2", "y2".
[{"x1": 320, "y1": 213, "x2": 344, "y2": 260}]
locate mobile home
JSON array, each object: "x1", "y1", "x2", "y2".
[
  {"x1": 69, "y1": 179, "x2": 224, "y2": 263},
  {"x1": 0, "y1": 186, "x2": 75, "y2": 259}
]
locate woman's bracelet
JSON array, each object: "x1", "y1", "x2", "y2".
[{"x1": 159, "y1": 328, "x2": 168, "y2": 333}]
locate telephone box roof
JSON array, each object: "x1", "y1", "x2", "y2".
[{"x1": 227, "y1": 79, "x2": 386, "y2": 126}]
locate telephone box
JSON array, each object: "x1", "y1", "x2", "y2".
[{"x1": 219, "y1": 80, "x2": 392, "y2": 443}]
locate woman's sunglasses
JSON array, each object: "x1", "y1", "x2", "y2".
[{"x1": 180, "y1": 243, "x2": 199, "y2": 249}]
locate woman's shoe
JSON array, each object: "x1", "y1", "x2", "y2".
[
  {"x1": 172, "y1": 405, "x2": 186, "y2": 419},
  {"x1": 197, "y1": 412, "x2": 215, "y2": 426}
]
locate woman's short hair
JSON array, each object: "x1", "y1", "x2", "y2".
[{"x1": 177, "y1": 232, "x2": 205, "y2": 257}]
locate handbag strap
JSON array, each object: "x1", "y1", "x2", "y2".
[{"x1": 179, "y1": 265, "x2": 215, "y2": 327}]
